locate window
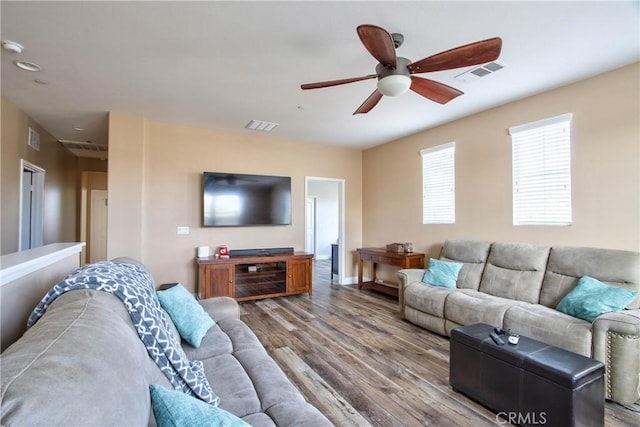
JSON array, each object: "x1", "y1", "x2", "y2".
[
  {"x1": 510, "y1": 113, "x2": 572, "y2": 226},
  {"x1": 421, "y1": 142, "x2": 455, "y2": 224}
]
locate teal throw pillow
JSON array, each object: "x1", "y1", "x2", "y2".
[
  {"x1": 157, "y1": 284, "x2": 215, "y2": 348},
  {"x1": 150, "y1": 384, "x2": 249, "y2": 427},
  {"x1": 556, "y1": 276, "x2": 639, "y2": 322},
  {"x1": 422, "y1": 258, "x2": 464, "y2": 288}
]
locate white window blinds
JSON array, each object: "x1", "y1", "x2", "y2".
[
  {"x1": 421, "y1": 142, "x2": 455, "y2": 224},
  {"x1": 510, "y1": 113, "x2": 572, "y2": 226}
]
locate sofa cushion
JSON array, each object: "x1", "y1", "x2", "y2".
[
  {"x1": 503, "y1": 303, "x2": 592, "y2": 356},
  {"x1": 404, "y1": 282, "x2": 454, "y2": 317},
  {"x1": 422, "y1": 258, "x2": 463, "y2": 288},
  {"x1": 157, "y1": 283, "x2": 214, "y2": 348},
  {"x1": 440, "y1": 240, "x2": 491, "y2": 290},
  {"x1": 194, "y1": 316, "x2": 327, "y2": 424},
  {"x1": 202, "y1": 353, "x2": 264, "y2": 418},
  {"x1": 556, "y1": 276, "x2": 639, "y2": 322},
  {"x1": 444, "y1": 290, "x2": 520, "y2": 328},
  {"x1": 149, "y1": 384, "x2": 249, "y2": 427},
  {"x1": 479, "y1": 242, "x2": 550, "y2": 304},
  {"x1": 404, "y1": 306, "x2": 448, "y2": 336},
  {"x1": 540, "y1": 246, "x2": 640, "y2": 309},
  {"x1": 182, "y1": 323, "x2": 234, "y2": 361}
]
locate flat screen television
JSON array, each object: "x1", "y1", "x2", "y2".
[{"x1": 203, "y1": 172, "x2": 292, "y2": 227}]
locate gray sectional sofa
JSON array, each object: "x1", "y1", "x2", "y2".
[
  {"x1": 0, "y1": 259, "x2": 332, "y2": 426},
  {"x1": 398, "y1": 240, "x2": 640, "y2": 406}
]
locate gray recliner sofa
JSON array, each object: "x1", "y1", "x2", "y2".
[
  {"x1": 1, "y1": 260, "x2": 332, "y2": 426},
  {"x1": 398, "y1": 240, "x2": 640, "y2": 406}
]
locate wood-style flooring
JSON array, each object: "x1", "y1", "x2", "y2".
[{"x1": 238, "y1": 260, "x2": 639, "y2": 427}]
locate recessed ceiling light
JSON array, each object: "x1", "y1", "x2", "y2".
[
  {"x1": 1, "y1": 40, "x2": 24, "y2": 53},
  {"x1": 14, "y1": 60, "x2": 41, "y2": 72}
]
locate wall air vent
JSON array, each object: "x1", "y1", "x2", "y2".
[
  {"x1": 59, "y1": 140, "x2": 108, "y2": 159},
  {"x1": 245, "y1": 119, "x2": 279, "y2": 132},
  {"x1": 454, "y1": 61, "x2": 505, "y2": 84},
  {"x1": 28, "y1": 127, "x2": 40, "y2": 151}
]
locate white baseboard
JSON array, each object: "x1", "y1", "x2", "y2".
[{"x1": 333, "y1": 275, "x2": 364, "y2": 285}]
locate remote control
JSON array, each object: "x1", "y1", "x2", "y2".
[{"x1": 490, "y1": 332, "x2": 505, "y2": 346}]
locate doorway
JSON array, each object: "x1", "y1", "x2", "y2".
[
  {"x1": 80, "y1": 171, "x2": 108, "y2": 265},
  {"x1": 19, "y1": 160, "x2": 45, "y2": 251},
  {"x1": 89, "y1": 189, "x2": 108, "y2": 262},
  {"x1": 305, "y1": 177, "x2": 345, "y2": 284}
]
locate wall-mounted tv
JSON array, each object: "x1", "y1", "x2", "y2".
[{"x1": 203, "y1": 172, "x2": 292, "y2": 227}]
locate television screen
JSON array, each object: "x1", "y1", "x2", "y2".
[{"x1": 203, "y1": 172, "x2": 292, "y2": 227}]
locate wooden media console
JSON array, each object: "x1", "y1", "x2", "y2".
[{"x1": 196, "y1": 252, "x2": 313, "y2": 301}]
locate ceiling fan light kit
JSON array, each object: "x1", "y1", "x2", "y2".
[
  {"x1": 377, "y1": 75, "x2": 411, "y2": 97},
  {"x1": 376, "y1": 57, "x2": 412, "y2": 96},
  {"x1": 301, "y1": 24, "x2": 502, "y2": 114}
]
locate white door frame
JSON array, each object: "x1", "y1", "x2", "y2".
[
  {"x1": 305, "y1": 197, "x2": 317, "y2": 256},
  {"x1": 18, "y1": 159, "x2": 45, "y2": 251},
  {"x1": 305, "y1": 176, "x2": 346, "y2": 284}
]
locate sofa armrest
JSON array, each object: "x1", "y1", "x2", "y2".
[
  {"x1": 398, "y1": 269, "x2": 425, "y2": 287},
  {"x1": 397, "y1": 269, "x2": 426, "y2": 316},
  {"x1": 198, "y1": 296, "x2": 240, "y2": 322},
  {"x1": 592, "y1": 309, "x2": 640, "y2": 405}
]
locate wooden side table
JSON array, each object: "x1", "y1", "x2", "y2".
[{"x1": 356, "y1": 248, "x2": 425, "y2": 297}]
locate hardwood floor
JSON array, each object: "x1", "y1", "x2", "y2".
[{"x1": 238, "y1": 260, "x2": 639, "y2": 426}]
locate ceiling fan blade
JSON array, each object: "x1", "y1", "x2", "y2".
[
  {"x1": 410, "y1": 76, "x2": 463, "y2": 104},
  {"x1": 353, "y1": 90, "x2": 383, "y2": 115},
  {"x1": 408, "y1": 37, "x2": 502, "y2": 74},
  {"x1": 301, "y1": 74, "x2": 377, "y2": 90},
  {"x1": 356, "y1": 24, "x2": 397, "y2": 68}
]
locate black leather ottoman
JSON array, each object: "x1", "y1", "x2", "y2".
[{"x1": 450, "y1": 323, "x2": 604, "y2": 427}]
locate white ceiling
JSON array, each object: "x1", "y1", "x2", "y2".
[{"x1": 1, "y1": 1, "x2": 638, "y2": 153}]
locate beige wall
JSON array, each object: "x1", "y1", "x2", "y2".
[
  {"x1": 108, "y1": 116, "x2": 363, "y2": 291},
  {"x1": 363, "y1": 63, "x2": 640, "y2": 260},
  {"x1": 107, "y1": 112, "x2": 145, "y2": 260},
  {"x1": 1, "y1": 95, "x2": 78, "y2": 255}
]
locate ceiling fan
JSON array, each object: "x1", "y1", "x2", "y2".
[{"x1": 301, "y1": 25, "x2": 502, "y2": 115}]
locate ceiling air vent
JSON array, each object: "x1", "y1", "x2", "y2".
[
  {"x1": 454, "y1": 61, "x2": 505, "y2": 84},
  {"x1": 28, "y1": 128, "x2": 40, "y2": 151},
  {"x1": 245, "y1": 120, "x2": 279, "y2": 132},
  {"x1": 59, "y1": 140, "x2": 108, "y2": 159}
]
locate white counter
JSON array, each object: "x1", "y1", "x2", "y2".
[{"x1": 0, "y1": 242, "x2": 85, "y2": 287}]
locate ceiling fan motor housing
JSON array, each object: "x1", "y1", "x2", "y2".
[{"x1": 376, "y1": 57, "x2": 411, "y2": 77}]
